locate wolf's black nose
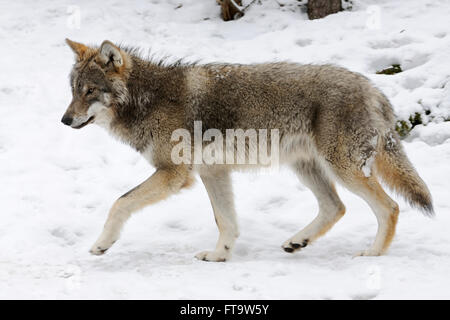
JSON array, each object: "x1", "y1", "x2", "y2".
[{"x1": 61, "y1": 115, "x2": 73, "y2": 126}]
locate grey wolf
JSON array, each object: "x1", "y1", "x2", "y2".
[{"x1": 61, "y1": 39, "x2": 433, "y2": 261}]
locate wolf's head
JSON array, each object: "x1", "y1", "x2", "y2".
[{"x1": 61, "y1": 39, "x2": 131, "y2": 129}]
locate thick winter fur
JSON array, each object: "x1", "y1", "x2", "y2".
[{"x1": 62, "y1": 39, "x2": 433, "y2": 260}]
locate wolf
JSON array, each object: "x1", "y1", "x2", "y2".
[{"x1": 61, "y1": 39, "x2": 433, "y2": 261}]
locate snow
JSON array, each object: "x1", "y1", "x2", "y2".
[{"x1": 1, "y1": 0, "x2": 450, "y2": 299}]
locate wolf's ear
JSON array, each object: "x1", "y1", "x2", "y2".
[
  {"x1": 98, "y1": 40, "x2": 123, "y2": 70},
  {"x1": 65, "y1": 38, "x2": 89, "y2": 61}
]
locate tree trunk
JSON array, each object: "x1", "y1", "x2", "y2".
[
  {"x1": 307, "y1": 0, "x2": 342, "y2": 20},
  {"x1": 219, "y1": 0, "x2": 243, "y2": 21}
]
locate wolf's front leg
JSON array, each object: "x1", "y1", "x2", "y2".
[
  {"x1": 196, "y1": 171, "x2": 239, "y2": 262},
  {"x1": 90, "y1": 166, "x2": 192, "y2": 255}
]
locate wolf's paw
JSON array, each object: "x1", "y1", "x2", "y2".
[
  {"x1": 282, "y1": 238, "x2": 309, "y2": 253},
  {"x1": 89, "y1": 238, "x2": 116, "y2": 256},
  {"x1": 90, "y1": 246, "x2": 109, "y2": 255},
  {"x1": 195, "y1": 250, "x2": 230, "y2": 262},
  {"x1": 353, "y1": 249, "x2": 382, "y2": 258}
]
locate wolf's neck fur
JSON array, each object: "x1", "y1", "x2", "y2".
[{"x1": 110, "y1": 55, "x2": 188, "y2": 152}]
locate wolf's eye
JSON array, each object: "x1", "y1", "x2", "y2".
[{"x1": 86, "y1": 88, "x2": 95, "y2": 96}]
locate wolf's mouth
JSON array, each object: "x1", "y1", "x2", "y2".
[{"x1": 73, "y1": 116, "x2": 95, "y2": 129}]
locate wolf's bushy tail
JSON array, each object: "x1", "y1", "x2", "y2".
[{"x1": 375, "y1": 132, "x2": 434, "y2": 216}]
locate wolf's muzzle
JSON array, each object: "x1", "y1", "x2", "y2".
[{"x1": 61, "y1": 115, "x2": 73, "y2": 126}]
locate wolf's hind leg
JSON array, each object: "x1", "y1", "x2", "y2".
[
  {"x1": 282, "y1": 160, "x2": 345, "y2": 253},
  {"x1": 90, "y1": 167, "x2": 191, "y2": 255},
  {"x1": 340, "y1": 174, "x2": 399, "y2": 256},
  {"x1": 196, "y1": 171, "x2": 239, "y2": 262}
]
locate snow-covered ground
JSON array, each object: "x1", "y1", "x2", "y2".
[{"x1": 1, "y1": 0, "x2": 450, "y2": 299}]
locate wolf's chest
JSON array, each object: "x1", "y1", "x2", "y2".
[{"x1": 141, "y1": 142, "x2": 155, "y2": 166}]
